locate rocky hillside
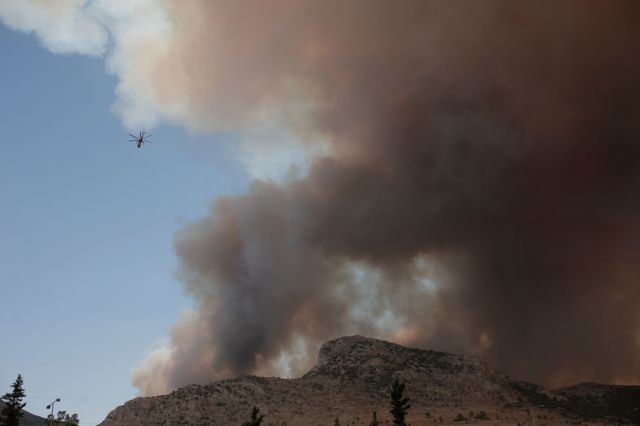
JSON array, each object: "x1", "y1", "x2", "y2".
[{"x1": 99, "y1": 336, "x2": 639, "y2": 425}]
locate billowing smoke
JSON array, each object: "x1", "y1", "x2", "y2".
[
  {"x1": 4, "y1": 1, "x2": 639, "y2": 394},
  {"x1": 130, "y1": 0, "x2": 640, "y2": 394}
]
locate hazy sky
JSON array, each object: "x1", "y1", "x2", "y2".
[{"x1": 0, "y1": 23, "x2": 248, "y2": 424}]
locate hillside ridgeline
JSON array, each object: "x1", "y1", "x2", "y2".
[{"x1": 99, "y1": 336, "x2": 639, "y2": 425}]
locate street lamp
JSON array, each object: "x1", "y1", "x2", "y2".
[{"x1": 46, "y1": 398, "x2": 60, "y2": 425}]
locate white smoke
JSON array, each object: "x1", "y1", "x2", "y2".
[
  {"x1": 0, "y1": 0, "x2": 321, "y2": 180},
  {"x1": 0, "y1": 0, "x2": 107, "y2": 55},
  {"x1": 0, "y1": 0, "x2": 171, "y2": 129}
]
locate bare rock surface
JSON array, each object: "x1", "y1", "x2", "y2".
[{"x1": 99, "y1": 336, "x2": 639, "y2": 425}]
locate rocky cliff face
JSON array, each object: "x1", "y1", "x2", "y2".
[{"x1": 99, "y1": 336, "x2": 639, "y2": 425}]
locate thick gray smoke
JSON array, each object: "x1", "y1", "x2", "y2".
[{"x1": 130, "y1": 0, "x2": 640, "y2": 394}]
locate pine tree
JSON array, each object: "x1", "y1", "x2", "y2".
[
  {"x1": 242, "y1": 406, "x2": 264, "y2": 426},
  {"x1": 1, "y1": 375, "x2": 27, "y2": 426},
  {"x1": 369, "y1": 411, "x2": 379, "y2": 426},
  {"x1": 334, "y1": 418, "x2": 340, "y2": 426},
  {"x1": 389, "y1": 379, "x2": 411, "y2": 426}
]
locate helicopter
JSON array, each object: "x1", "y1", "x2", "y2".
[{"x1": 129, "y1": 131, "x2": 152, "y2": 148}]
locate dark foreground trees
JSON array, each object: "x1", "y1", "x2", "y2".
[
  {"x1": 1, "y1": 374, "x2": 27, "y2": 426},
  {"x1": 242, "y1": 406, "x2": 265, "y2": 426},
  {"x1": 389, "y1": 379, "x2": 411, "y2": 426},
  {"x1": 47, "y1": 411, "x2": 80, "y2": 426}
]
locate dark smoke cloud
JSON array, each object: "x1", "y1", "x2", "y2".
[{"x1": 133, "y1": 0, "x2": 640, "y2": 394}]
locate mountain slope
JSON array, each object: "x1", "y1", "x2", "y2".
[{"x1": 99, "y1": 336, "x2": 639, "y2": 425}]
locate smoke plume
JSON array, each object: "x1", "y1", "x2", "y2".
[
  {"x1": 3, "y1": 0, "x2": 638, "y2": 394},
  {"x1": 129, "y1": 0, "x2": 640, "y2": 394}
]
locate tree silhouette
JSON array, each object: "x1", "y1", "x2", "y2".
[
  {"x1": 389, "y1": 379, "x2": 411, "y2": 426},
  {"x1": 369, "y1": 410, "x2": 380, "y2": 426},
  {"x1": 48, "y1": 411, "x2": 80, "y2": 425},
  {"x1": 242, "y1": 406, "x2": 264, "y2": 426},
  {"x1": 1, "y1": 375, "x2": 26, "y2": 426}
]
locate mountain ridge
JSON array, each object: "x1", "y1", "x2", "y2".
[{"x1": 99, "y1": 335, "x2": 639, "y2": 425}]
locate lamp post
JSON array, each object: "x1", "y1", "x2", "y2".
[{"x1": 46, "y1": 398, "x2": 60, "y2": 426}]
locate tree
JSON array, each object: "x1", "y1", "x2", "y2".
[
  {"x1": 47, "y1": 411, "x2": 80, "y2": 426},
  {"x1": 334, "y1": 418, "x2": 340, "y2": 426},
  {"x1": 369, "y1": 411, "x2": 379, "y2": 426},
  {"x1": 389, "y1": 379, "x2": 411, "y2": 426},
  {"x1": 242, "y1": 406, "x2": 264, "y2": 426},
  {"x1": 476, "y1": 410, "x2": 489, "y2": 420},
  {"x1": 48, "y1": 411, "x2": 76, "y2": 425},
  {"x1": 453, "y1": 413, "x2": 466, "y2": 422},
  {"x1": 1, "y1": 374, "x2": 27, "y2": 426}
]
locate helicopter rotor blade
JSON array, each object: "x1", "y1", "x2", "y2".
[{"x1": 128, "y1": 133, "x2": 137, "y2": 138}]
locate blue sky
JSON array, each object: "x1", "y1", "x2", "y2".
[{"x1": 0, "y1": 24, "x2": 250, "y2": 424}]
